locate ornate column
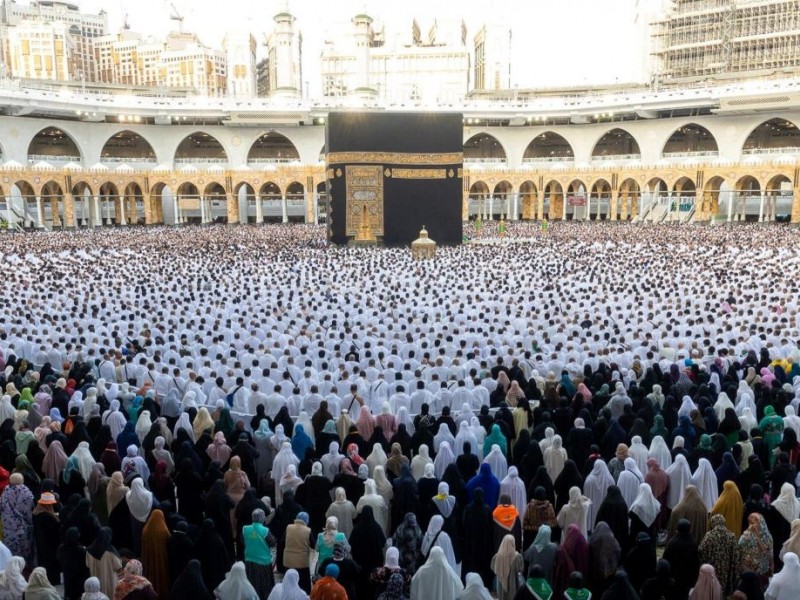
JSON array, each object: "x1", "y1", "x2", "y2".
[
  {"x1": 118, "y1": 195, "x2": 126, "y2": 225},
  {"x1": 255, "y1": 193, "x2": 263, "y2": 224},
  {"x1": 227, "y1": 193, "x2": 240, "y2": 224},
  {"x1": 791, "y1": 187, "x2": 800, "y2": 223},
  {"x1": 610, "y1": 190, "x2": 619, "y2": 221},
  {"x1": 35, "y1": 196, "x2": 44, "y2": 228},
  {"x1": 281, "y1": 193, "x2": 288, "y2": 223},
  {"x1": 758, "y1": 193, "x2": 765, "y2": 222},
  {"x1": 305, "y1": 190, "x2": 314, "y2": 224},
  {"x1": 50, "y1": 197, "x2": 60, "y2": 228},
  {"x1": 144, "y1": 193, "x2": 157, "y2": 225},
  {"x1": 536, "y1": 189, "x2": 544, "y2": 220},
  {"x1": 63, "y1": 193, "x2": 76, "y2": 228}
]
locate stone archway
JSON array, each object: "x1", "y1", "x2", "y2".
[
  {"x1": 589, "y1": 179, "x2": 611, "y2": 221},
  {"x1": 544, "y1": 180, "x2": 564, "y2": 220},
  {"x1": 519, "y1": 180, "x2": 537, "y2": 220},
  {"x1": 617, "y1": 179, "x2": 640, "y2": 220},
  {"x1": 764, "y1": 174, "x2": 792, "y2": 222},
  {"x1": 468, "y1": 181, "x2": 490, "y2": 220}
]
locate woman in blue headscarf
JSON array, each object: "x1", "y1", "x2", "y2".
[
  {"x1": 291, "y1": 424, "x2": 314, "y2": 461},
  {"x1": 466, "y1": 463, "x2": 501, "y2": 509},
  {"x1": 558, "y1": 372, "x2": 575, "y2": 400},
  {"x1": 116, "y1": 421, "x2": 139, "y2": 458}
]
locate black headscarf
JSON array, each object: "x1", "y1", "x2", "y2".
[
  {"x1": 349, "y1": 505, "x2": 386, "y2": 572},
  {"x1": 528, "y1": 465, "x2": 555, "y2": 506},
  {"x1": 171, "y1": 559, "x2": 212, "y2": 600},
  {"x1": 552, "y1": 459, "x2": 583, "y2": 511},
  {"x1": 595, "y1": 486, "x2": 630, "y2": 549},
  {"x1": 86, "y1": 526, "x2": 117, "y2": 560}
]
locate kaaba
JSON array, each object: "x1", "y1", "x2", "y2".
[{"x1": 325, "y1": 112, "x2": 463, "y2": 246}]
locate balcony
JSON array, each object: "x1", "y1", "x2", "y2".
[
  {"x1": 174, "y1": 157, "x2": 229, "y2": 165},
  {"x1": 247, "y1": 157, "x2": 299, "y2": 164},
  {"x1": 591, "y1": 154, "x2": 641, "y2": 163},
  {"x1": 742, "y1": 146, "x2": 800, "y2": 156},
  {"x1": 662, "y1": 150, "x2": 719, "y2": 159},
  {"x1": 28, "y1": 154, "x2": 81, "y2": 165},
  {"x1": 463, "y1": 157, "x2": 508, "y2": 165}
]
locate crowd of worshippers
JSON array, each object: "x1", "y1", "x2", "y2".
[{"x1": 0, "y1": 221, "x2": 800, "y2": 600}]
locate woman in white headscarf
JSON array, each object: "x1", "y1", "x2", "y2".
[
  {"x1": 126, "y1": 478, "x2": 153, "y2": 524},
  {"x1": 0, "y1": 556, "x2": 27, "y2": 600},
  {"x1": 666, "y1": 453, "x2": 692, "y2": 509},
  {"x1": 772, "y1": 482, "x2": 800, "y2": 525},
  {"x1": 270, "y1": 424, "x2": 288, "y2": 455},
  {"x1": 372, "y1": 465, "x2": 394, "y2": 507},
  {"x1": 556, "y1": 486, "x2": 591, "y2": 541},
  {"x1": 411, "y1": 546, "x2": 463, "y2": 600},
  {"x1": 678, "y1": 396, "x2": 697, "y2": 419},
  {"x1": 434, "y1": 441, "x2": 456, "y2": 480},
  {"x1": 267, "y1": 568, "x2": 308, "y2": 600},
  {"x1": 134, "y1": 410, "x2": 152, "y2": 444},
  {"x1": 691, "y1": 458, "x2": 719, "y2": 511},
  {"x1": 434, "y1": 424, "x2": 456, "y2": 454},
  {"x1": 71, "y1": 441, "x2": 96, "y2": 481},
  {"x1": 296, "y1": 411, "x2": 315, "y2": 445},
  {"x1": 411, "y1": 445, "x2": 433, "y2": 481},
  {"x1": 326, "y1": 486, "x2": 357, "y2": 538},
  {"x1": 500, "y1": 466, "x2": 527, "y2": 517},
  {"x1": 456, "y1": 403, "x2": 474, "y2": 429},
  {"x1": 320, "y1": 442, "x2": 345, "y2": 482},
  {"x1": 739, "y1": 407, "x2": 758, "y2": 437},
  {"x1": 583, "y1": 458, "x2": 615, "y2": 529},
  {"x1": 279, "y1": 464, "x2": 303, "y2": 500},
  {"x1": 454, "y1": 421, "x2": 478, "y2": 457},
  {"x1": 617, "y1": 457, "x2": 644, "y2": 508},
  {"x1": 214, "y1": 561, "x2": 258, "y2": 600},
  {"x1": 459, "y1": 572, "x2": 492, "y2": 600},
  {"x1": 173, "y1": 412, "x2": 195, "y2": 443},
  {"x1": 103, "y1": 400, "x2": 127, "y2": 440},
  {"x1": 397, "y1": 406, "x2": 415, "y2": 436},
  {"x1": 366, "y1": 443, "x2": 388, "y2": 476},
  {"x1": 152, "y1": 436, "x2": 174, "y2": 475},
  {"x1": 421, "y1": 515, "x2": 459, "y2": 576},
  {"x1": 484, "y1": 444, "x2": 508, "y2": 480},
  {"x1": 543, "y1": 435, "x2": 566, "y2": 482},
  {"x1": 713, "y1": 392, "x2": 735, "y2": 422},
  {"x1": 628, "y1": 435, "x2": 649, "y2": 474},
  {"x1": 357, "y1": 479, "x2": 389, "y2": 535},
  {"x1": 765, "y1": 551, "x2": 800, "y2": 600},
  {"x1": 490, "y1": 534, "x2": 523, "y2": 600},
  {"x1": 630, "y1": 482, "x2": 661, "y2": 536},
  {"x1": 469, "y1": 417, "x2": 486, "y2": 460},
  {"x1": 736, "y1": 393, "x2": 758, "y2": 419},
  {"x1": 272, "y1": 441, "x2": 300, "y2": 505},
  {"x1": 538, "y1": 427, "x2": 555, "y2": 454},
  {"x1": 647, "y1": 435, "x2": 672, "y2": 469},
  {"x1": 0, "y1": 396, "x2": 15, "y2": 426},
  {"x1": 82, "y1": 388, "x2": 99, "y2": 421}
]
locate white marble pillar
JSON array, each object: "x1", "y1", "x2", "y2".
[
  {"x1": 488, "y1": 196, "x2": 494, "y2": 220},
  {"x1": 281, "y1": 194, "x2": 288, "y2": 223},
  {"x1": 727, "y1": 193, "x2": 734, "y2": 222},
  {"x1": 255, "y1": 195, "x2": 263, "y2": 224},
  {"x1": 120, "y1": 195, "x2": 126, "y2": 225},
  {"x1": 36, "y1": 196, "x2": 44, "y2": 228},
  {"x1": 758, "y1": 193, "x2": 765, "y2": 222},
  {"x1": 92, "y1": 196, "x2": 100, "y2": 226},
  {"x1": 173, "y1": 196, "x2": 180, "y2": 225},
  {"x1": 512, "y1": 193, "x2": 519, "y2": 220}
]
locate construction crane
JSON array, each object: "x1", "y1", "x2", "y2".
[{"x1": 168, "y1": 1, "x2": 184, "y2": 33}]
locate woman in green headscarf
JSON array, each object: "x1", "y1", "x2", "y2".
[
  {"x1": 759, "y1": 405, "x2": 784, "y2": 468},
  {"x1": 215, "y1": 407, "x2": 235, "y2": 438},
  {"x1": 19, "y1": 388, "x2": 34, "y2": 407},
  {"x1": 650, "y1": 415, "x2": 668, "y2": 440},
  {"x1": 484, "y1": 423, "x2": 508, "y2": 459}
]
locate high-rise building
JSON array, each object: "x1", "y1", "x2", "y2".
[
  {"x1": 473, "y1": 24, "x2": 511, "y2": 91},
  {"x1": 223, "y1": 29, "x2": 257, "y2": 98},
  {"x1": 264, "y1": 9, "x2": 302, "y2": 97},
  {"x1": 0, "y1": 0, "x2": 108, "y2": 80},
  {"x1": 159, "y1": 32, "x2": 226, "y2": 96},
  {"x1": 320, "y1": 12, "x2": 470, "y2": 103},
  {"x1": 652, "y1": 0, "x2": 800, "y2": 85},
  {"x1": 2, "y1": 19, "x2": 76, "y2": 80}
]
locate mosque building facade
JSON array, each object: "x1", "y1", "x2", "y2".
[{"x1": 1, "y1": 3, "x2": 800, "y2": 229}]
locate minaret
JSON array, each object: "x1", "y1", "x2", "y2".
[
  {"x1": 271, "y1": 4, "x2": 300, "y2": 97},
  {"x1": 351, "y1": 12, "x2": 376, "y2": 98}
]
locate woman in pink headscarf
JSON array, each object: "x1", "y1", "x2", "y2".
[
  {"x1": 576, "y1": 383, "x2": 593, "y2": 404},
  {"x1": 689, "y1": 564, "x2": 722, "y2": 600},
  {"x1": 355, "y1": 406, "x2": 375, "y2": 441},
  {"x1": 761, "y1": 367, "x2": 776, "y2": 388}
]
